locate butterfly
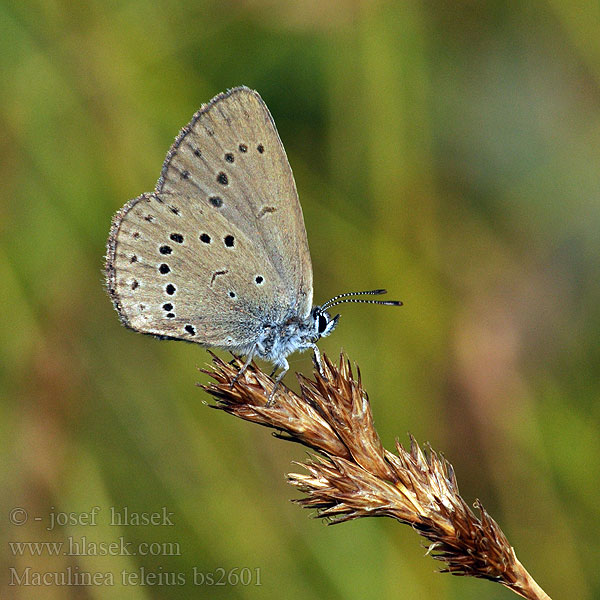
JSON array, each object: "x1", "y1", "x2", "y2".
[{"x1": 106, "y1": 86, "x2": 401, "y2": 384}]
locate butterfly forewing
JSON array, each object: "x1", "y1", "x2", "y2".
[
  {"x1": 106, "y1": 87, "x2": 313, "y2": 349},
  {"x1": 158, "y1": 87, "x2": 312, "y2": 314}
]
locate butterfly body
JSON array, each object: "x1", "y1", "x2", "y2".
[
  {"x1": 252, "y1": 306, "x2": 339, "y2": 369},
  {"x1": 106, "y1": 87, "x2": 399, "y2": 381}
]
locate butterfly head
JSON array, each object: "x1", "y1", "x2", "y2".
[
  {"x1": 310, "y1": 306, "x2": 340, "y2": 341},
  {"x1": 310, "y1": 289, "x2": 402, "y2": 342},
  {"x1": 253, "y1": 289, "x2": 402, "y2": 370}
]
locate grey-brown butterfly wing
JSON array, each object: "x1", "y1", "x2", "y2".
[
  {"x1": 157, "y1": 86, "x2": 313, "y2": 316},
  {"x1": 106, "y1": 191, "x2": 288, "y2": 348},
  {"x1": 106, "y1": 87, "x2": 313, "y2": 348}
]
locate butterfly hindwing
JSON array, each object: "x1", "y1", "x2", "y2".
[{"x1": 107, "y1": 191, "x2": 288, "y2": 349}]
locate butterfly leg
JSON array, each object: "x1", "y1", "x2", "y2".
[
  {"x1": 310, "y1": 343, "x2": 325, "y2": 375},
  {"x1": 266, "y1": 358, "x2": 289, "y2": 406},
  {"x1": 230, "y1": 346, "x2": 257, "y2": 387}
]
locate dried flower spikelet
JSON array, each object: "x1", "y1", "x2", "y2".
[
  {"x1": 201, "y1": 353, "x2": 349, "y2": 457},
  {"x1": 202, "y1": 352, "x2": 551, "y2": 600}
]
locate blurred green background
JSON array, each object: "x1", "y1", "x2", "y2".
[{"x1": 1, "y1": 1, "x2": 599, "y2": 598}]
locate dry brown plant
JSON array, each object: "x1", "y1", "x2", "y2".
[{"x1": 201, "y1": 352, "x2": 551, "y2": 600}]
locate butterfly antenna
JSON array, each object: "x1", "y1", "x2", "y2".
[{"x1": 322, "y1": 289, "x2": 402, "y2": 310}]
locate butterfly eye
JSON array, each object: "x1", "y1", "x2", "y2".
[{"x1": 318, "y1": 313, "x2": 328, "y2": 334}]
